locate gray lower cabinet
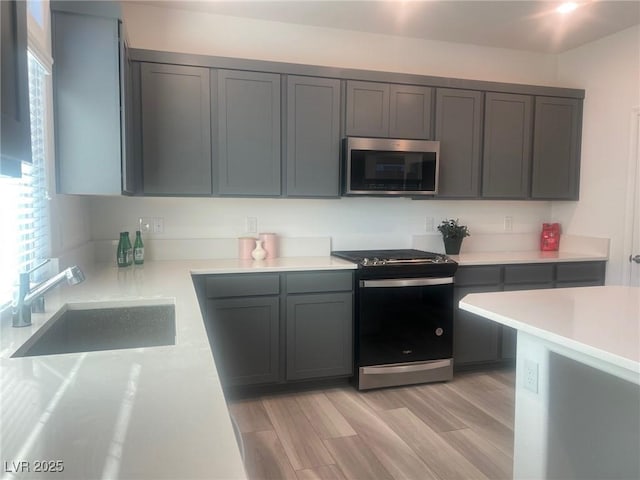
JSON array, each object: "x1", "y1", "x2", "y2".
[
  {"x1": 140, "y1": 63, "x2": 212, "y2": 195},
  {"x1": 198, "y1": 270, "x2": 353, "y2": 389},
  {"x1": 454, "y1": 285, "x2": 501, "y2": 365},
  {"x1": 454, "y1": 265, "x2": 502, "y2": 366},
  {"x1": 52, "y1": 4, "x2": 126, "y2": 194},
  {"x1": 286, "y1": 76, "x2": 341, "y2": 197},
  {"x1": 1, "y1": 0, "x2": 31, "y2": 176},
  {"x1": 286, "y1": 292, "x2": 352, "y2": 380},
  {"x1": 482, "y1": 92, "x2": 533, "y2": 198},
  {"x1": 345, "y1": 80, "x2": 432, "y2": 139},
  {"x1": 555, "y1": 261, "x2": 607, "y2": 287},
  {"x1": 532, "y1": 97, "x2": 582, "y2": 200},
  {"x1": 206, "y1": 296, "x2": 280, "y2": 386},
  {"x1": 502, "y1": 264, "x2": 555, "y2": 360},
  {"x1": 455, "y1": 261, "x2": 606, "y2": 368},
  {"x1": 435, "y1": 88, "x2": 483, "y2": 197},
  {"x1": 218, "y1": 69, "x2": 281, "y2": 196}
]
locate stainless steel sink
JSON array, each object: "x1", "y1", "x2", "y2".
[{"x1": 12, "y1": 302, "x2": 176, "y2": 358}]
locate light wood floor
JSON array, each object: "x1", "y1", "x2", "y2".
[{"x1": 228, "y1": 368, "x2": 516, "y2": 480}]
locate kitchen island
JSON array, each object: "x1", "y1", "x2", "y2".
[
  {"x1": 0, "y1": 257, "x2": 355, "y2": 479},
  {"x1": 460, "y1": 286, "x2": 640, "y2": 480}
]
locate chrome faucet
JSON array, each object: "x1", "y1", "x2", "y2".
[{"x1": 12, "y1": 261, "x2": 85, "y2": 327}]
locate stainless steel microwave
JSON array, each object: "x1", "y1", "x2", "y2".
[{"x1": 343, "y1": 137, "x2": 440, "y2": 196}]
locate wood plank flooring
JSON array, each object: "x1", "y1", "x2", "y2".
[{"x1": 228, "y1": 368, "x2": 515, "y2": 480}]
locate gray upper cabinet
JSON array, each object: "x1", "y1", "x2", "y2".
[
  {"x1": 389, "y1": 84, "x2": 433, "y2": 139},
  {"x1": 140, "y1": 63, "x2": 212, "y2": 195},
  {"x1": 482, "y1": 92, "x2": 533, "y2": 198},
  {"x1": 1, "y1": 0, "x2": 31, "y2": 177},
  {"x1": 345, "y1": 80, "x2": 389, "y2": 137},
  {"x1": 52, "y1": 4, "x2": 125, "y2": 195},
  {"x1": 286, "y1": 76, "x2": 341, "y2": 197},
  {"x1": 345, "y1": 80, "x2": 432, "y2": 139},
  {"x1": 435, "y1": 88, "x2": 483, "y2": 197},
  {"x1": 218, "y1": 70, "x2": 281, "y2": 196},
  {"x1": 531, "y1": 97, "x2": 582, "y2": 200}
]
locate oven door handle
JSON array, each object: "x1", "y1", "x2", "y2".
[
  {"x1": 361, "y1": 359, "x2": 452, "y2": 375},
  {"x1": 360, "y1": 277, "x2": 453, "y2": 288}
]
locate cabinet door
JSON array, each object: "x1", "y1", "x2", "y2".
[
  {"x1": 389, "y1": 84, "x2": 433, "y2": 139},
  {"x1": 531, "y1": 97, "x2": 582, "y2": 200},
  {"x1": 140, "y1": 63, "x2": 211, "y2": 195},
  {"x1": 435, "y1": 89, "x2": 483, "y2": 197},
  {"x1": 218, "y1": 70, "x2": 281, "y2": 196},
  {"x1": 482, "y1": 92, "x2": 533, "y2": 198},
  {"x1": 286, "y1": 293, "x2": 352, "y2": 380},
  {"x1": 52, "y1": 11, "x2": 122, "y2": 194},
  {"x1": 286, "y1": 76, "x2": 341, "y2": 197},
  {"x1": 345, "y1": 80, "x2": 389, "y2": 137},
  {"x1": 1, "y1": 0, "x2": 31, "y2": 176},
  {"x1": 454, "y1": 285, "x2": 500, "y2": 366},
  {"x1": 206, "y1": 297, "x2": 279, "y2": 387}
]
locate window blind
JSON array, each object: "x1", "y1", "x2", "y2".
[{"x1": 0, "y1": 52, "x2": 50, "y2": 306}]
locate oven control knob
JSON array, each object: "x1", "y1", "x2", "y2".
[{"x1": 435, "y1": 327, "x2": 444, "y2": 336}]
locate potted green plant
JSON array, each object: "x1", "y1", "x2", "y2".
[{"x1": 437, "y1": 218, "x2": 470, "y2": 255}]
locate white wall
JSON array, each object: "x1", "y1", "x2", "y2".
[
  {"x1": 122, "y1": 3, "x2": 558, "y2": 85},
  {"x1": 553, "y1": 26, "x2": 640, "y2": 284},
  {"x1": 89, "y1": 196, "x2": 551, "y2": 251},
  {"x1": 85, "y1": 3, "x2": 563, "y2": 251}
]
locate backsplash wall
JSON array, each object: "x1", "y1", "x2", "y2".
[{"x1": 89, "y1": 196, "x2": 553, "y2": 251}]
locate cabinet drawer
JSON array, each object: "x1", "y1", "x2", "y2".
[
  {"x1": 504, "y1": 264, "x2": 554, "y2": 285},
  {"x1": 286, "y1": 271, "x2": 353, "y2": 294},
  {"x1": 205, "y1": 274, "x2": 280, "y2": 298},
  {"x1": 454, "y1": 266, "x2": 501, "y2": 286},
  {"x1": 556, "y1": 262, "x2": 606, "y2": 283},
  {"x1": 504, "y1": 283, "x2": 552, "y2": 291}
]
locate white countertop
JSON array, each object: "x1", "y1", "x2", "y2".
[
  {"x1": 0, "y1": 257, "x2": 352, "y2": 479},
  {"x1": 459, "y1": 286, "x2": 640, "y2": 382},
  {"x1": 189, "y1": 256, "x2": 357, "y2": 275},
  {"x1": 449, "y1": 250, "x2": 608, "y2": 266}
]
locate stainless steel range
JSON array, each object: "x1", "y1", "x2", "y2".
[{"x1": 331, "y1": 249, "x2": 458, "y2": 390}]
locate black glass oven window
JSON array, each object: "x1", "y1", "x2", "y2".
[
  {"x1": 357, "y1": 283, "x2": 453, "y2": 366},
  {"x1": 350, "y1": 150, "x2": 436, "y2": 192}
]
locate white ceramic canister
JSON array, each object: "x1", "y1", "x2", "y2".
[{"x1": 258, "y1": 233, "x2": 278, "y2": 259}]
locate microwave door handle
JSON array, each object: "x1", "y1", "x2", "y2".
[{"x1": 360, "y1": 278, "x2": 453, "y2": 288}]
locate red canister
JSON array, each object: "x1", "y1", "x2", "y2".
[{"x1": 540, "y1": 223, "x2": 560, "y2": 251}]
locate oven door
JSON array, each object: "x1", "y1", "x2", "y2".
[{"x1": 357, "y1": 277, "x2": 454, "y2": 367}]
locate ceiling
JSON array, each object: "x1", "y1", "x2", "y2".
[{"x1": 142, "y1": 0, "x2": 640, "y2": 54}]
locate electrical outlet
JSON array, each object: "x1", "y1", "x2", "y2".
[
  {"x1": 246, "y1": 217, "x2": 258, "y2": 234},
  {"x1": 139, "y1": 217, "x2": 152, "y2": 233},
  {"x1": 504, "y1": 215, "x2": 513, "y2": 232},
  {"x1": 425, "y1": 216, "x2": 434, "y2": 232},
  {"x1": 152, "y1": 217, "x2": 164, "y2": 234},
  {"x1": 523, "y1": 359, "x2": 539, "y2": 394}
]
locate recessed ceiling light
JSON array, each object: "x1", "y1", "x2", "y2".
[{"x1": 556, "y1": 2, "x2": 579, "y2": 14}]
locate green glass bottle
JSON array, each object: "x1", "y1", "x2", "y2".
[
  {"x1": 133, "y1": 230, "x2": 144, "y2": 265},
  {"x1": 117, "y1": 232, "x2": 132, "y2": 267}
]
